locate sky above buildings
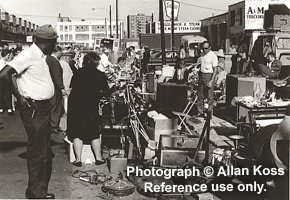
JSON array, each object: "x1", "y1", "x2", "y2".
[{"x1": 0, "y1": 0, "x2": 240, "y2": 27}]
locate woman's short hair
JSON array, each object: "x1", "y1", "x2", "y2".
[
  {"x1": 82, "y1": 52, "x2": 100, "y2": 68},
  {"x1": 1, "y1": 49, "x2": 10, "y2": 57}
]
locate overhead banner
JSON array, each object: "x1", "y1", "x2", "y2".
[
  {"x1": 155, "y1": 22, "x2": 201, "y2": 33},
  {"x1": 164, "y1": 0, "x2": 180, "y2": 20},
  {"x1": 245, "y1": 0, "x2": 290, "y2": 30}
]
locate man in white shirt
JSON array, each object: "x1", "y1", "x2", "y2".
[
  {"x1": 197, "y1": 41, "x2": 218, "y2": 118},
  {"x1": 98, "y1": 48, "x2": 112, "y2": 72},
  {"x1": 0, "y1": 24, "x2": 58, "y2": 199}
]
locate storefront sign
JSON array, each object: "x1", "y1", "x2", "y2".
[
  {"x1": 26, "y1": 36, "x2": 33, "y2": 42},
  {"x1": 245, "y1": 0, "x2": 290, "y2": 30},
  {"x1": 164, "y1": 0, "x2": 180, "y2": 20},
  {"x1": 155, "y1": 22, "x2": 201, "y2": 33}
]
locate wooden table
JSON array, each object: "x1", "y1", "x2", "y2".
[{"x1": 237, "y1": 102, "x2": 289, "y2": 135}]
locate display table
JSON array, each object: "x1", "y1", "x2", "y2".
[
  {"x1": 266, "y1": 79, "x2": 290, "y2": 99},
  {"x1": 237, "y1": 102, "x2": 289, "y2": 134}
]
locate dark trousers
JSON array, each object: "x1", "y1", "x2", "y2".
[
  {"x1": 197, "y1": 73, "x2": 214, "y2": 115},
  {"x1": 141, "y1": 62, "x2": 149, "y2": 74},
  {"x1": 20, "y1": 101, "x2": 52, "y2": 198},
  {"x1": 258, "y1": 64, "x2": 278, "y2": 79},
  {"x1": 50, "y1": 89, "x2": 63, "y2": 128},
  {"x1": 0, "y1": 85, "x2": 12, "y2": 110}
]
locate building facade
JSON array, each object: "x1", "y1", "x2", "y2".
[
  {"x1": 201, "y1": 12, "x2": 229, "y2": 51},
  {"x1": 127, "y1": 13, "x2": 153, "y2": 39},
  {"x1": 201, "y1": 0, "x2": 290, "y2": 52},
  {"x1": 0, "y1": 9, "x2": 37, "y2": 44},
  {"x1": 56, "y1": 17, "x2": 122, "y2": 48}
]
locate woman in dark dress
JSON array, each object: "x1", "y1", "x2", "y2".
[{"x1": 67, "y1": 52, "x2": 111, "y2": 167}]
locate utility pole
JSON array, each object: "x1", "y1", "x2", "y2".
[
  {"x1": 110, "y1": 5, "x2": 112, "y2": 38},
  {"x1": 171, "y1": 0, "x2": 174, "y2": 51},
  {"x1": 159, "y1": 0, "x2": 166, "y2": 65},
  {"x1": 105, "y1": 17, "x2": 107, "y2": 37},
  {"x1": 116, "y1": 0, "x2": 118, "y2": 39}
]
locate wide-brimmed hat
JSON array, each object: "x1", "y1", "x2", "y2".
[
  {"x1": 103, "y1": 48, "x2": 110, "y2": 53},
  {"x1": 214, "y1": 49, "x2": 225, "y2": 58},
  {"x1": 34, "y1": 24, "x2": 58, "y2": 40}
]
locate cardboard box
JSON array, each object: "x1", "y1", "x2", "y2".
[
  {"x1": 147, "y1": 112, "x2": 178, "y2": 147},
  {"x1": 157, "y1": 135, "x2": 198, "y2": 167},
  {"x1": 154, "y1": 116, "x2": 178, "y2": 147},
  {"x1": 109, "y1": 157, "x2": 127, "y2": 173},
  {"x1": 64, "y1": 136, "x2": 95, "y2": 163},
  {"x1": 238, "y1": 77, "x2": 266, "y2": 99}
]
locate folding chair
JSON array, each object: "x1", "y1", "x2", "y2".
[{"x1": 172, "y1": 92, "x2": 198, "y2": 135}]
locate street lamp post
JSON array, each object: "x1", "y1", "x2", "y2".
[{"x1": 92, "y1": 6, "x2": 112, "y2": 38}]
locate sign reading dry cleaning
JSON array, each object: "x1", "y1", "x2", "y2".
[{"x1": 164, "y1": 0, "x2": 180, "y2": 20}]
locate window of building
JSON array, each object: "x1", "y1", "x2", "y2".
[
  {"x1": 69, "y1": 34, "x2": 72, "y2": 41},
  {"x1": 69, "y1": 25, "x2": 72, "y2": 31},
  {"x1": 92, "y1": 25, "x2": 98, "y2": 32},
  {"x1": 230, "y1": 10, "x2": 235, "y2": 26},
  {"x1": 65, "y1": 35, "x2": 68, "y2": 41},
  {"x1": 64, "y1": 25, "x2": 68, "y2": 32},
  {"x1": 60, "y1": 35, "x2": 63, "y2": 40},
  {"x1": 75, "y1": 34, "x2": 89, "y2": 41},
  {"x1": 239, "y1": 8, "x2": 243, "y2": 25},
  {"x1": 60, "y1": 25, "x2": 63, "y2": 31}
]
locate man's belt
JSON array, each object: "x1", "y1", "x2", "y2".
[{"x1": 27, "y1": 98, "x2": 51, "y2": 104}]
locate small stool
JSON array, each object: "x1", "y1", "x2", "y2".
[{"x1": 229, "y1": 135, "x2": 244, "y2": 151}]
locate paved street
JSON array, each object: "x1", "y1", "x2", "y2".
[{"x1": 0, "y1": 108, "x2": 286, "y2": 200}]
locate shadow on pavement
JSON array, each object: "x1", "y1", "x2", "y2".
[{"x1": 0, "y1": 141, "x2": 27, "y2": 152}]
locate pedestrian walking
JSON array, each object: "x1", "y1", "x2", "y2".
[{"x1": 0, "y1": 24, "x2": 58, "y2": 199}]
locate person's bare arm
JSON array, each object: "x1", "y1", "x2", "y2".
[
  {"x1": 0, "y1": 65, "x2": 30, "y2": 107},
  {"x1": 207, "y1": 66, "x2": 218, "y2": 88}
]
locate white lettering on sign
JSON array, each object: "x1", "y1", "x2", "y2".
[{"x1": 155, "y1": 21, "x2": 201, "y2": 33}]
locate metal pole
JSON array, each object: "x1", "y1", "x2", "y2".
[
  {"x1": 110, "y1": 5, "x2": 112, "y2": 38},
  {"x1": 116, "y1": 0, "x2": 118, "y2": 39},
  {"x1": 171, "y1": 0, "x2": 174, "y2": 51},
  {"x1": 159, "y1": 0, "x2": 166, "y2": 65},
  {"x1": 105, "y1": 17, "x2": 107, "y2": 38}
]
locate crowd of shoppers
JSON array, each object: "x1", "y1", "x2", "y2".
[
  {"x1": 0, "y1": 22, "x2": 146, "y2": 199},
  {"x1": 0, "y1": 42, "x2": 23, "y2": 114}
]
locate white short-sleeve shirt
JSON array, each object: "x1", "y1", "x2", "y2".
[
  {"x1": 200, "y1": 50, "x2": 218, "y2": 73},
  {"x1": 8, "y1": 43, "x2": 54, "y2": 100}
]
